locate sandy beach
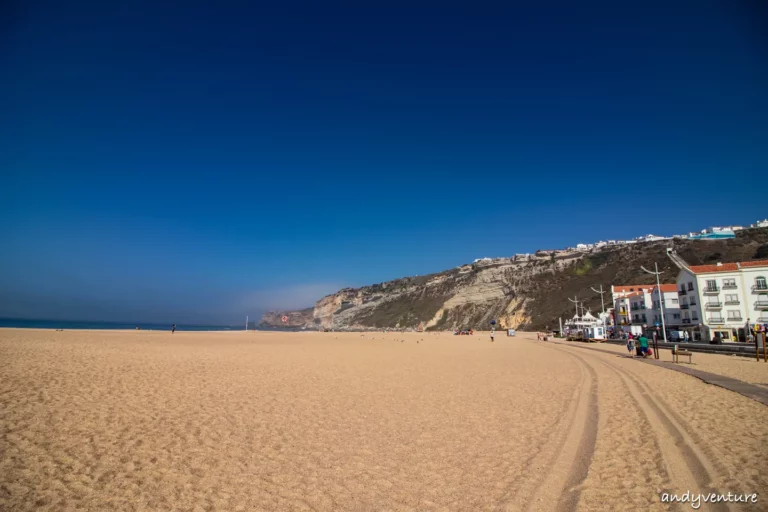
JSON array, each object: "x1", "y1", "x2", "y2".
[{"x1": 1, "y1": 329, "x2": 767, "y2": 511}]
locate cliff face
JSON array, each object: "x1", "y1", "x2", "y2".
[{"x1": 260, "y1": 229, "x2": 768, "y2": 331}]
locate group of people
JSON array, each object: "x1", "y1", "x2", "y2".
[
  {"x1": 626, "y1": 333, "x2": 652, "y2": 358},
  {"x1": 453, "y1": 329, "x2": 474, "y2": 336}
]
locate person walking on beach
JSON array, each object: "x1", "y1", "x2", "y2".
[
  {"x1": 490, "y1": 329, "x2": 495, "y2": 342},
  {"x1": 627, "y1": 337, "x2": 635, "y2": 358},
  {"x1": 172, "y1": 324, "x2": 176, "y2": 334},
  {"x1": 638, "y1": 333, "x2": 649, "y2": 357}
]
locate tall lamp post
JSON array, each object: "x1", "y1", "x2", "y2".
[
  {"x1": 591, "y1": 284, "x2": 607, "y2": 336},
  {"x1": 568, "y1": 296, "x2": 580, "y2": 318},
  {"x1": 641, "y1": 262, "x2": 667, "y2": 342},
  {"x1": 567, "y1": 296, "x2": 580, "y2": 337}
]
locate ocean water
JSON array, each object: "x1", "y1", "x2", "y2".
[{"x1": 0, "y1": 318, "x2": 244, "y2": 332}]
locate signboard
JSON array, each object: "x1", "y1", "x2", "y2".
[{"x1": 507, "y1": 329, "x2": 516, "y2": 337}]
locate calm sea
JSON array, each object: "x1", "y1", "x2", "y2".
[{"x1": 0, "y1": 318, "x2": 244, "y2": 332}]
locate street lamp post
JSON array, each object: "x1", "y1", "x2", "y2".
[
  {"x1": 591, "y1": 284, "x2": 607, "y2": 337},
  {"x1": 641, "y1": 262, "x2": 667, "y2": 343},
  {"x1": 568, "y1": 296, "x2": 580, "y2": 318}
]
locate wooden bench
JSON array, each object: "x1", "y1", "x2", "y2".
[{"x1": 673, "y1": 348, "x2": 693, "y2": 364}]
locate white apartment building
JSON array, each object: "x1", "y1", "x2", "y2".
[
  {"x1": 650, "y1": 285, "x2": 682, "y2": 328},
  {"x1": 611, "y1": 284, "x2": 655, "y2": 327},
  {"x1": 675, "y1": 260, "x2": 768, "y2": 342},
  {"x1": 624, "y1": 285, "x2": 680, "y2": 329}
]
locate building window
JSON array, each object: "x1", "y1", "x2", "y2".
[
  {"x1": 723, "y1": 278, "x2": 736, "y2": 288},
  {"x1": 671, "y1": 298, "x2": 678, "y2": 305},
  {"x1": 705, "y1": 280, "x2": 718, "y2": 292},
  {"x1": 756, "y1": 277, "x2": 767, "y2": 290},
  {"x1": 688, "y1": 282, "x2": 694, "y2": 291},
  {"x1": 727, "y1": 311, "x2": 742, "y2": 320},
  {"x1": 692, "y1": 314, "x2": 699, "y2": 321},
  {"x1": 673, "y1": 313, "x2": 680, "y2": 319},
  {"x1": 725, "y1": 294, "x2": 739, "y2": 304}
]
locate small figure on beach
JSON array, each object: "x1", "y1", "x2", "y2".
[
  {"x1": 626, "y1": 337, "x2": 635, "y2": 357},
  {"x1": 638, "y1": 333, "x2": 649, "y2": 357},
  {"x1": 684, "y1": 331, "x2": 689, "y2": 342},
  {"x1": 172, "y1": 324, "x2": 176, "y2": 334},
  {"x1": 490, "y1": 330, "x2": 495, "y2": 342}
]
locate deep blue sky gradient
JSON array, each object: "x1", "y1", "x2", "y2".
[{"x1": 2, "y1": 1, "x2": 766, "y2": 323}]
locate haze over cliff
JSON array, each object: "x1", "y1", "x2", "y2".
[{"x1": 260, "y1": 228, "x2": 768, "y2": 331}]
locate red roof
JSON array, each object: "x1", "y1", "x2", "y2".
[
  {"x1": 653, "y1": 284, "x2": 678, "y2": 293},
  {"x1": 688, "y1": 260, "x2": 768, "y2": 274},
  {"x1": 613, "y1": 285, "x2": 653, "y2": 293}
]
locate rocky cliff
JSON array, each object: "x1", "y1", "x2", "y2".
[{"x1": 261, "y1": 229, "x2": 768, "y2": 331}]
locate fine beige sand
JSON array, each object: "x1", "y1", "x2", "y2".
[{"x1": 2, "y1": 329, "x2": 767, "y2": 511}]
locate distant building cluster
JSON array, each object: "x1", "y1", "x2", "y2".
[
  {"x1": 556, "y1": 219, "x2": 767, "y2": 255},
  {"x1": 462, "y1": 218, "x2": 767, "y2": 269}
]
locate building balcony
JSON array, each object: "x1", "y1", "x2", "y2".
[
  {"x1": 754, "y1": 299, "x2": 768, "y2": 309},
  {"x1": 752, "y1": 284, "x2": 768, "y2": 292},
  {"x1": 758, "y1": 316, "x2": 768, "y2": 323},
  {"x1": 703, "y1": 286, "x2": 720, "y2": 294},
  {"x1": 690, "y1": 301, "x2": 697, "y2": 306},
  {"x1": 724, "y1": 300, "x2": 740, "y2": 305},
  {"x1": 722, "y1": 283, "x2": 737, "y2": 290},
  {"x1": 727, "y1": 315, "x2": 743, "y2": 322},
  {"x1": 678, "y1": 289, "x2": 687, "y2": 296},
  {"x1": 682, "y1": 319, "x2": 691, "y2": 324},
  {"x1": 708, "y1": 316, "x2": 725, "y2": 324},
  {"x1": 680, "y1": 304, "x2": 690, "y2": 309},
  {"x1": 704, "y1": 301, "x2": 722, "y2": 309}
]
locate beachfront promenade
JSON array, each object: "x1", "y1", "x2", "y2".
[{"x1": 1, "y1": 329, "x2": 766, "y2": 511}]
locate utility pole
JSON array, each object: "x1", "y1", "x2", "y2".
[
  {"x1": 641, "y1": 263, "x2": 667, "y2": 342},
  {"x1": 246, "y1": 315, "x2": 248, "y2": 331},
  {"x1": 591, "y1": 284, "x2": 607, "y2": 335},
  {"x1": 568, "y1": 296, "x2": 580, "y2": 317}
]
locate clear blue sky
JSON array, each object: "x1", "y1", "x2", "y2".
[{"x1": 2, "y1": 1, "x2": 766, "y2": 324}]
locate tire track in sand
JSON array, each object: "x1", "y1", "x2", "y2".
[
  {"x1": 552, "y1": 342, "x2": 732, "y2": 512},
  {"x1": 521, "y1": 345, "x2": 599, "y2": 512},
  {"x1": 497, "y1": 349, "x2": 587, "y2": 510}
]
